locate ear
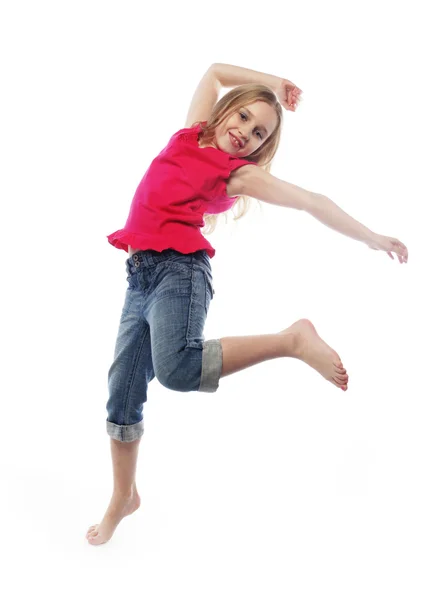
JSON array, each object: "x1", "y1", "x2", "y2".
[{"x1": 184, "y1": 66, "x2": 221, "y2": 129}]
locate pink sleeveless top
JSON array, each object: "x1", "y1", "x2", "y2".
[{"x1": 107, "y1": 122, "x2": 255, "y2": 259}]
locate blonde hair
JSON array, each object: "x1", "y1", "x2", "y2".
[{"x1": 191, "y1": 84, "x2": 283, "y2": 235}]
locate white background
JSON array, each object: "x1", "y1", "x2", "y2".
[{"x1": 1, "y1": 0, "x2": 436, "y2": 598}]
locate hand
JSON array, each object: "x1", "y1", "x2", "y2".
[
  {"x1": 275, "y1": 78, "x2": 303, "y2": 112},
  {"x1": 367, "y1": 233, "x2": 409, "y2": 264}
]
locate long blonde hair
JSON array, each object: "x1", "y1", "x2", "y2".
[{"x1": 191, "y1": 84, "x2": 283, "y2": 235}]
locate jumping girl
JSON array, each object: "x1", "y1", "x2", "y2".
[{"x1": 86, "y1": 63, "x2": 408, "y2": 545}]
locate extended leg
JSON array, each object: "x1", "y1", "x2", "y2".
[{"x1": 219, "y1": 319, "x2": 349, "y2": 389}]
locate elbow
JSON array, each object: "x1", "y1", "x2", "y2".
[{"x1": 305, "y1": 192, "x2": 326, "y2": 214}]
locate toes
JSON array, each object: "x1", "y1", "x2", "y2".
[
  {"x1": 333, "y1": 379, "x2": 348, "y2": 391},
  {"x1": 86, "y1": 527, "x2": 99, "y2": 539},
  {"x1": 88, "y1": 536, "x2": 100, "y2": 544},
  {"x1": 334, "y1": 374, "x2": 348, "y2": 383}
]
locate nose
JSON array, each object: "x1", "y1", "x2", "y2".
[{"x1": 238, "y1": 130, "x2": 249, "y2": 145}]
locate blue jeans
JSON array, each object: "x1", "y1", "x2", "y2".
[{"x1": 106, "y1": 249, "x2": 223, "y2": 442}]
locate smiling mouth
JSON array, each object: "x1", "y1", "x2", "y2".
[{"x1": 229, "y1": 133, "x2": 242, "y2": 149}]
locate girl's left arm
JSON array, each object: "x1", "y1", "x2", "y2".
[
  {"x1": 212, "y1": 63, "x2": 302, "y2": 111},
  {"x1": 239, "y1": 166, "x2": 408, "y2": 263},
  {"x1": 308, "y1": 194, "x2": 408, "y2": 263}
]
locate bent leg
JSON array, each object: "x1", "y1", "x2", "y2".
[
  {"x1": 146, "y1": 255, "x2": 349, "y2": 395},
  {"x1": 219, "y1": 333, "x2": 288, "y2": 377},
  {"x1": 146, "y1": 262, "x2": 290, "y2": 393}
]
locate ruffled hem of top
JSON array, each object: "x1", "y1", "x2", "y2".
[{"x1": 107, "y1": 230, "x2": 216, "y2": 258}]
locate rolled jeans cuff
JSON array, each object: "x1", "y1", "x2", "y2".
[{"x1": 199, "y1": 339, "x2": 223, "y2": 393}]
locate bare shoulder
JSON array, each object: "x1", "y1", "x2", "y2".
[
  {"x1": 226, "y1": 164, "x2": 259, "y2": 197},
  {"x1": 229, "y1": 165, "x2": 317, "y2": 211}
]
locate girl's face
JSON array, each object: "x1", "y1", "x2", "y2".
[{"x1": 211, "y1": 101, "x2": 278, "y2": 157}]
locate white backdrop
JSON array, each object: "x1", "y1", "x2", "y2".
[{"x1": 1, "y1": 0, "x2": 436, "y2": 598}]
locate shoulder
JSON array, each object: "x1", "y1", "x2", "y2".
[{"x1": 226, "y1": 163, "x2": 259, "y2": 197}]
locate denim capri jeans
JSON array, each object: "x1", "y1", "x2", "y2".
[{"x1": 106, "y1": 248, "x2": 223, "y2": 443}]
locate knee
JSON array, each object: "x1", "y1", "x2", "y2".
[
  {"x1": 156, "y1": 370, "x2": 192, "y2": 393},
  {"x1": 155, "y1": 370, "x2": 180, "y2": 392},
  {"x1": 154, "y1": 349, "x2": 199, "y2": 392}
]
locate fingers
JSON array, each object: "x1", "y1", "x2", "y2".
[
  {"x1": 397, "y1": 242, "x2": 408, "y2": 263},
  {"x1": 290, "y1": 96, "x2": 302, "y2": 111},
  {"x1": 286, "y1": 86, "x2": 303, "y2": 111},
  {"x1": 390, "y1": 247, "x2": 406, "y2": 263},
  {"x1": 392, "y1": 239, "x2": 408, "y2": 263},
  {"x1": 292, "y1": 90, "x2": 302, "y2": 109}
]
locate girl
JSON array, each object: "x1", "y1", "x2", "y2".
[{"x1": 86, "y1": 63, "x2": 408, "y2": 545}]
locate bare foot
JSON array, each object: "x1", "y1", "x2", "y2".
[
  {"x1": 86, "y1": 489, "x2": 141, "y2": 545},
  {"x1": 279, "y1": 319, "x2": 349, "y2": 391}
]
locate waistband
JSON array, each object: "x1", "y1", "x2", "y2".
[{"x1": 126, "y1": 248, "x2": 211, "y2": 275}]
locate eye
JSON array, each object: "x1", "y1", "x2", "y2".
[{"x1": 239, "y1": 112, "x2": 263, "y2": 140}]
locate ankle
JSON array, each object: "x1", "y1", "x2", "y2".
[
  {"x1": 112, "y1": 486, "x2": 136, "y2": 499},
  {"x1": 277, "y1": 330, "x2": 301, "y2": 358}
]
